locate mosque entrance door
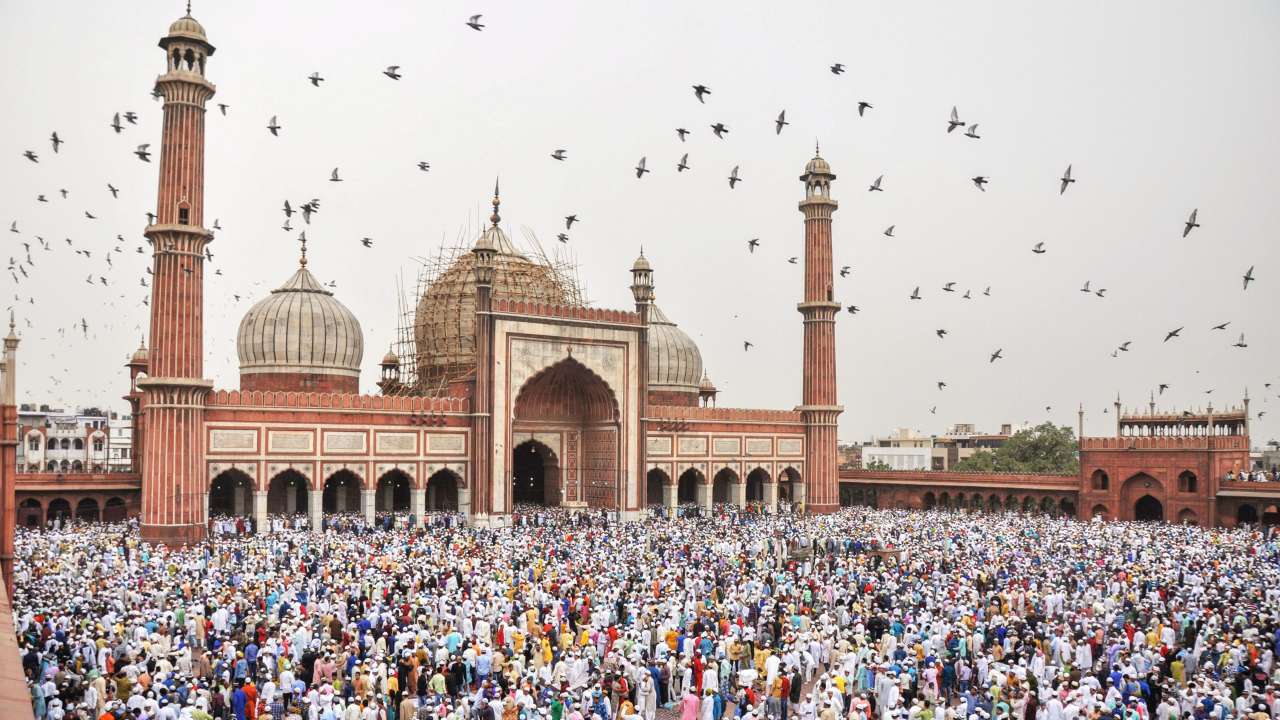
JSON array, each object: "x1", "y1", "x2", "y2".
[
  {"x1": 1133, "y1": 495, "x2": 1164, "y2": 522},
  {"x1": 511, "y1": 357, "x2": 620, "y2": 510},
  {"x1": 267, "y1": 470, "x2": 309, "y2": 516},
  {"x1": 512, "y1": 440, "x2": 554, "y2": 506},
  {"x1": 209, "y1": 469, "x2": 253, "y2": 518}
]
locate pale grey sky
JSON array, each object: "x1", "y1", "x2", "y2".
[{"x1": 2, "y1": 0, "x2": 1278, "y2": 444}]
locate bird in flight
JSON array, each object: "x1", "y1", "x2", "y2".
[
  {"x1": 972, "y1": 176, "x2": 989, "y2": 191},
  {"x1": 983, "y1": 287, "x2": 991, "y2": 296},
  {"x1": 124, "y1": 111, "x2": 138, "y2": 124},
  {"x1": 747, "y1": 238, "x2": 759, "y2": 253},
  {"x1": 110, "y1": 113, "x2": 123, "y2": 134},
  {"x1": 868, "y1": 175, "x2": 884, "y2": 192},
  {"x1": 936, "y1": 329, "x2": 948, "y2": 339},
  {"x1": 830, "y1": 63, "x2": 845, "y2": 75},
  {"x1": 675, "y1": 128, "x2": 689, "y2": 142},
  {"x1": 107, "y1": 184, "x2": 119, "y2": 199},
  {"x1": 360, "y1": 238, "x2": 373, "y2": 247},
  {"x1": 989, "y1": 349, "x2": 1003, "y2": 363},
  {"x1": 947, "y1": 106, "x2": 965, "y2": 133},
  {"x1": 883, "y1": 225, "x2": 895, "y2": 237},
  {"x1": 676, "y1": 153, "x2": 689, "y2": 172},
  {"x1": 1059, "y1": 165, "x2": 1075, "y2": 195},
  {"x1": 84, "y1": 211, "x2": 97, "y2": 220},
  {"x1": 134, "y1": 144, "x2": 151, "y2": 162},
  {"x1": 330, "y1": 168, "x2": 343, "y2": 182},
  {"x1": 1032, "y1": 242, "x2": 1046, "y2": 254},
  {"x1": 743, "y1": 340, "x2": 753, "y2": 351},
  {"x1": 466, "y1": 14, "x2": 484, "y2": 31},
  {"x1": 308, "y1": 72, "x2": 324, "y2": 86},
  {"x1": 634, "y1": 157, "x2": 649, "y2": 178},
  {"x1": 937, "y1": 382, "x2": 947, "y2": 390},
  {"x1": 556, "y1": 233, "x2": 569, "y2": 244},
  {"x1": 1233, "y1": 333, "x2": 1248, "y2": 349},
  {"x1": 775, "y1": 110, "x2": 788, "y2": 135},
  {"x1": 282, "y1": 200, "x2": 294, "y2": 217},
  {"x1": 551, "y1": 149, "x2": 567, "y2": 161},
  {"x1": 8, "y1": 222, "x2": 17, "y2": 233},
  {"x1": 60, "y1": 188, "x2": 69, "y2": 199},
  {"x1": 711, "y1": 123, "x2": 729, "y2": 139},
  {"x1": 37, "y1": 194, "x2": 47, "y2": 203},
  {"x1": 786, "y1": 257, "x2": 797, "y2": 265},
  {"x1": 1242, "y1": 265, "x2": 1255, "y2": 290},
  {"x1": 565, "y1": 215, "x2": 578, "y2": 229},
  {"x1": 267, "y1": 116, "x2": 281, "y2": 136},
  {"x1": 857, "y1": 101, "x2": 872, "y2": 117},
  {"x1": 1118, "y1": 341, "x2": 1132, "y2": 352},
  {"x1": 1211, "y1": 321, "x2": 1230, "y2": 330},
  {"x1": 217, "y1": 103, "x2": 229, "y2": 116},
  {"x1": 839, "y1": 266, "x2": 850, "y2": 277},
  {"x1": 909, "y1": 287, "x2": 922, "y2": 300},
  {"x1": 1182, "y1": 209, "x2": 1199, "y2": 238},
  {"x1": 942, "y1": 281, "x2": 956, "y2": 292},
  {"x1": 728, "y1": 166, "x2": 742, "y2": 189},
  {"x1": 930, "y1": 407, "x2": 937, "y2": 415},
  {"x1": 692, "y1": 85, "x2": 711, "y2": 103},
  {"x1": 847, "y1": 305, "x2": 859, "y2": 314},
  {"x1": 962, "y1": 290, "x2": 971, "y2": 299},
  {"x1": 1164, "y1": 327, "x2": 1183, "y2": 342},
  {"x1": 50, "y1": 131, "x2": 63, "y2": 153},
  {"x1": 964, "y1": 124, "x2": 980, "y2": 140},
  {"x1": 384, "y1": 66, "x2": 402, "y2": 80},
  {"x1": 1080, "y1": 281, "x2": 1091, "y2": 293},
  {"x1": 23, "y1": 150, "x2": 38, "y2": 163},
  {"x1": 418, "y1": 162, "x2": 430, "y2": 172},
  {"x1": 1158, "y1": 384, "x2": 1169, "y2": 394},
  {"x1": 1095, "y1": 288, "x2": 1107, "y2": 297}
]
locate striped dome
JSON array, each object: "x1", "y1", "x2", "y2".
[
  {"x1": 237, "y1": 265, "x2": 363, "y2": 380},
  {"x1": 648, "y1": 301, "x2": 703, "y2": 394}
]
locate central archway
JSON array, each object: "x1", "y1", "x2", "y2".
[
  {"x1": 512, "y1": 440, "x2": 555, "y2": 506},
  {"x1": 512, "y1": 357, "x2": 620, "y2": 510},
  {"x1": 1134, "y1": 495, "x2": 1164, "y2": 522}
]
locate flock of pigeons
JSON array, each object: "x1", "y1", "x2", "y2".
[{"x1": 5, "y1": 9, "x2": 1275, "y2": 435}]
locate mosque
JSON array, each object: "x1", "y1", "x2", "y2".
[
  {"x1": 84, "y1": 10, "x2": 842, "y2": 546},
  {"x1": 2, "y1": 10, "x2": 1277, "y2": 559}
]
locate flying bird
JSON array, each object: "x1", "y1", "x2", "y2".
[
  {"x1": 964, "y1": 124, "x2": 980, "y2": 139},
  {"x1": 23, "y1": 151, "x2": 38, "y2": 163},
  {"x1": 1031, "y1": 242, "x2": 1046, "y2": 255},
  {"x1": 124, "y1": 111, "x2": 138, "y2": 124},
  {"x1": 466, "y1": 14, "x2": 484, "y2": 31},
  {"x1": 565, "y1": 215, "x2": 578, "y2": 229},
  {"x1": 556, "y1": 233, "x2": 569, "y2": 243},
  {"x1": 830, "y1": 63, "x2": 845, "y2": 75},
  {"x1": 692, "y1": 85, "x2": 711, "y2": 103},
  {"x1": 1158, "y1": 384, "x2": 1169, "y2": 395},
  {"x1": 634, "y1": 156, "x2": 649, "y2": 178},
  {"x1": 676, "y1": 128, "x2": 689, "y2": 142},
  {"x1": 417, "y1": 161, "x2": 430, "y2": 172},
  {"x1": 329, "y1": 167, "x2": 343, "y2": 182},
  {"x1": 1080, "y1": 281, "x2": 1091, "y2": 293},
  {"x1": 676, "y1": 153, "x2": 689, "y2": 172},
  {"x1": 972, "y1": 176, "x2": 989, "y2": 191},
  {"x1": 883, "y1": 225, "x2": 895, "y2": 237},
  {"x1": 282, "y1": 200, "x2": 294, "y2": 217},
  {"x1": 909, "y1": 287, "x2": 921, "y2": 300},
  {"x1": 110, "y1": 113, "x2": 123, "y2": 133},
  {"x1": 50, "y1": 131, "x2": 63, "y2": 153},
  {"x1": 711, "y1": 123, "x2": 729, "y2": 139},
  {"x1": 743, "y1": 340, "x2": 753, "y2": 351},
  {"x1": 84, "y1": 211, "x2": 97, "y2": 220},
  {"x1": 962, "y1": 290, "x2": 971, "y2": 299},
  {"x1": 1211, "y1": 321, "x2": 1230, "y2": 331},
  {"x1": 1233, "y1": 333, "x2": 1248, "y2": 349},
  {"x1": 308, "y1": 72, "x2": 324, "y2": 86},
  {"x1": 107, "y1": 184, "x2": 119, "y2": 198},
  {"x1": 936, "y1": 329, "x2": 948, "y2": 339},
  {"x1": 989, "y1": 349, "x2": 1003, "y2": 363},
  {"x1": 1118, "y1": 341, "x2": 1132, "y2": 352},
  {"x1": 942, "y1": 282, "x2": 956, "y2": 292},
  {"x1": 37, "y1": 194, "x2": 47, "y2": 203},
  {"x1": 1059, "y1": 165, "x2": 1075, "y2": 195},
  {"x1": 267, "y1": 116, "x2": 281, "y2": 136},
  {"x1": 360, "y1": 238, "x2": 373, "y2": 247},
  {"x1": 384, "y1": 66, "x2": 402, "y2": 80},
  {"x1": 947, "y1": 106, "x2": 965, "y2": 133},
  {"x1": 8, "y1": 222, "x2": 16, "y2": 233},
  {"x1": 857, "y1": 101, "x2": 872, "y2": 117},
  {"x1": 59, "y1": 188, "x2": 69, "y2": 199},
  {"x1": 217, "y1": 103, "x2": 229, "y2": 116},
  {"x1": 847, "y1": 305, "x2": 859, "y2": 314},
  {"x1": 1182, "y1": 209, "x2": 1199, "y2": 238},
  {"x1": 134, "y1": 144, "x2": 151, "y2": 162},
  {"x1": 787, "y1": 257, "x2": 797, "y2": 264},
  {"x1": 839, "y1": 266, "x2": 850, "y2": 277},
  {"x1": 747, "y1": 238, "x2": 759, "y2": 253},
  {"x1": 551, "y1": 149, "x2": 567, "y2": 161},
  {"x1": 1164, "y1": 327, "x2": 1183, "y2": 342},
  {"x1": 728, "y1": 166, "x2": 741, "y2": 189},
  {"x1": 775, "y1": 111, "x2": 788, "y2": 135},
  {"x1": 930, "y1": 407, "x2": 937, "y2": 415},
  {"x1": 1242, "y1": 265, "x2": 1254, "y2": 290},
  {"x1": 868, "y1": 175, "x2": 884, "y2": 192},
  {"x1": 1095, "y1": 288, "x2": 1107, "y2": 297}
]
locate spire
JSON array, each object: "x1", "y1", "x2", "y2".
[
  {"x1": 298, "y1": 231, "x2": 308, "y2": 267},
  {"x1": 185, "y1": 0, "x2": 192, "y2": 16},
  {"x1": 489, "y1": 177, "x2": 501, "y2": 227},
  {"x1": 815, "y1": 139, "x2": 820, "y2": 156}
]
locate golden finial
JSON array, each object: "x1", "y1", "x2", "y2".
[
  {"x1": 490, "y1": 177, "x2": 501, "y2": 226},
  {"x1": 298, "y1": 231, "x2": 308, "y2": 267}
]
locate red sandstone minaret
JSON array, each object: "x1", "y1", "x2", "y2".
[
  {"x1": 0, "y1": 313, "x2": 19, "y2": 591},
  {"x1": 798, "y1": 147, "x2": 842, "y2": 513},
  {"x1": 469, "y1": 182, "x2": 500, "y2": 524},
  {"x1": 138, "y1": 9, "x2": 217, "y2": 546}
]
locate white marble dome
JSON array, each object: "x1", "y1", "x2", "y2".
[
  {"x1": 648, "y1": 301, "x2": 703, "y2": 394},
  {"x1": 236, "y1": 265, "x2": 363, "y2": 380}
]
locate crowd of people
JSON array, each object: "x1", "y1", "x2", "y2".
[
  {"x1": 1225, "y1": 469, "x2": 1280, "y2": 483},
  {"x1": 11, "y1": 504, "x2": 1280, "y2": 720}
]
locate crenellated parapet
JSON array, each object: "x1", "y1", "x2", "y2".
[
  {"x1": 206, "y1": 389, "x2": 469, "y2": 413},
  {"x1": 491, "y1": 298, "x2": 641, "y2": 326}
]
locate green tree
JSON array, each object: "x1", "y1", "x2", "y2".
[
  {"x1": 864, "y1": 459, "x2": 892, "y2": 471},
  {"x1": 953, "y1": 422, "x2": 1079, "y2": 474}
]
